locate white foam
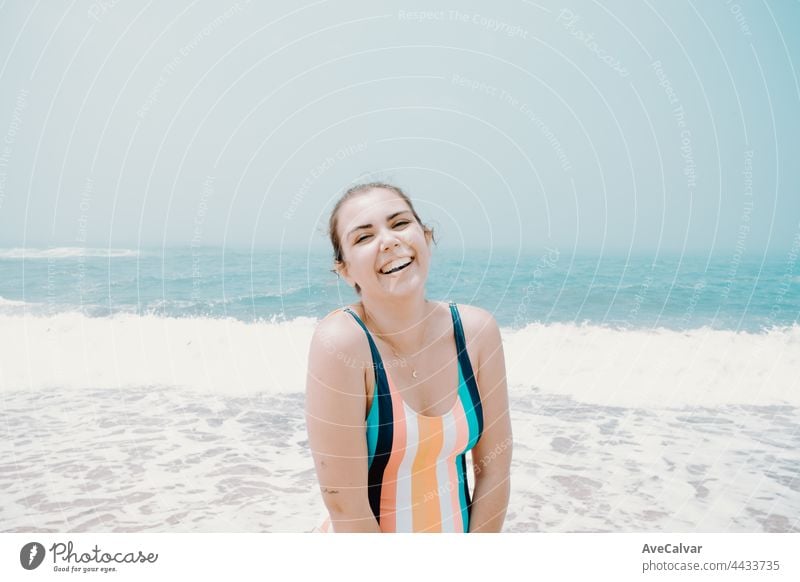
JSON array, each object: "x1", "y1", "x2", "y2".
[
  {"x1": 0, "y1": 314, "x2": 797, "y2": 407},
  {"x1": 0, "y1": 296, "x2": 30, "y2": 307},
  {"x1": 0, "y1": 313, "x2": 317, "y2": 396},
  {"x1": 504, "y1": 321, "x2": 800, "y2": 408},
  {"x1": 0, "y1": 247, "x2": 139, "y2": 259}
]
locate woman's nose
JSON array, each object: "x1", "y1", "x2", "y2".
[{"x1": 380, "y1": 230, "x2": 401, "y2": 251}]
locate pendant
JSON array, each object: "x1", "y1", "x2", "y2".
[{"x1": 412, "y1": 369, "x2": 418, "y2": 379}]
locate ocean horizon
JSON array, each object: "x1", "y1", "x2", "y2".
[{"x1": 1, "y1": 245, "x2": 797, "y2": 331}]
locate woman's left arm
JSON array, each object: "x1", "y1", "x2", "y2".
[{"x1": 467, "y1": 309, "x2": 512, "y2": 533}]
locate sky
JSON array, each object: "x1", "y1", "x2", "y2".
[{"x1": 0, "y1": 0, "x2": 798, "y2": 257}]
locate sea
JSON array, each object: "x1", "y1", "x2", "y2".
[{"x1": 1, "y1": 246, "x2": 798, "y2": 532}]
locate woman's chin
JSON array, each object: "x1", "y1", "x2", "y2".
[{"x1": 376, "y1": 265, "x2": 426, "y2": 295}]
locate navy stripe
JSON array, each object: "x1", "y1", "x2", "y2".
[
  {"x1": 449, "y1": 302, "x2": 484, "y2": 437},
  {"x1": 343, "y1": 308, "x2": 393, "y2": 525}
]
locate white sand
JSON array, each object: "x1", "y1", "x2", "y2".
[{"x1": 1, "y1": 314, "x2": 797, "y2": 532}]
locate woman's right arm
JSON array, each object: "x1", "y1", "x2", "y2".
[{"x1": 304, "y1": 313, "x2": 381, "y2": 533}]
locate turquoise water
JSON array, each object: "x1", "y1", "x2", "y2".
[{"x1": 1, "y1": 247, "x2": 797, "y2": 332}]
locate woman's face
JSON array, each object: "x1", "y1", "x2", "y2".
[{"x1": 335, "y1": 188, "x2": 432, "y2": 298}]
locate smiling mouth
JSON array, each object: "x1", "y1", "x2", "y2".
[{"x1": 379, "y1": 257, "x2": 414, "y2": 275}]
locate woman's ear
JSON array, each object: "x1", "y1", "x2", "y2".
[{"x1": 335, "y1": 260, "x2": 355, "y2": 289}]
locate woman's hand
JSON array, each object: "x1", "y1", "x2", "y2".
[{"x1": 305, "y1": 311, "x2": 381, "y2": 533}]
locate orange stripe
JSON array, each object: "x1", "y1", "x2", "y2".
[
  {"x1": 379, "y1": 371, "x2": 406, "y2": 532},
  {"x1": 412, "y1": 415, "x2": 444, "y2": 532}
]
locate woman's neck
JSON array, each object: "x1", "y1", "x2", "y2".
[{"x1": 359, "y1": 293, "x2": 431, "y2": 354}]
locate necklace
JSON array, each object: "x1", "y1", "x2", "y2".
[
  {"x1": 362, "y1": 301, "x2": 429, "y2": 380},
  {"x1": 387, "y1": 345, "x2": 422, "y2": 379}
]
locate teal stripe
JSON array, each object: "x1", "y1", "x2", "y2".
[
  {"x1": 366, "y1": 383, "x2": 379, "y2": 467},
  {"x1": 458, "y1": 365, "x2": 480, "y2": 450},
  {"x1": 456, "y1": 453, "x2": 469, "y2": 531}
]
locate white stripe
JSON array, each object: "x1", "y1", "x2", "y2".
[
  {"x1": 394, "y1": 405, "x2": 418, "y2": 532},
  {"x1": 436, "y1": 410, "x2": 458, "y2": 532}
]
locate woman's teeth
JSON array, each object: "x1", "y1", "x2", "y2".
[{"x1": 380, "y1": 258, "x2": 413, "y2": 274}]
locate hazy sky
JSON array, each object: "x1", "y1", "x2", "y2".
[{"x1": 0, "y1": 0, "x2": 798, "y2": 256}]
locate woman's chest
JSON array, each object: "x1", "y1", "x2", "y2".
[{"x1": 364, "y1": 338, "x2": 466, "y2": 418}]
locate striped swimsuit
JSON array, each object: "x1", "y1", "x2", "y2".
[{"x1": 318, "y1": 301, "x2": 484, "y2": 533}]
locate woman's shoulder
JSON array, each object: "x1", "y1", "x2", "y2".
[
  {"x1": 306, "y1": 307, "x2": 370, "y2": 408},
  {"x1": 447, "y1": 302, "x2": 501, "y2": 360},
  {"x1": 448, "y1": 301, "x2": 497, "y2": 331},
  {"x1": 310, "y1": 305, "x2": 371, "y2": 357}
]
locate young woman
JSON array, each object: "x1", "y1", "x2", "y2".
[{"x1": 305, "y1": 182, "x2": 512, "y2": 533}]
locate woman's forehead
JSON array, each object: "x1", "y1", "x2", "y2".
[{"x1": 338, "y1": 189, "x2": 411, "y2": 227}]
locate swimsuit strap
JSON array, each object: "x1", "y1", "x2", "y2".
[
  {"x1": 342, "y1": 307, "x2": 388, "y2": 381},
  {"x1": 448, "y1": 301, "x2": 485, "y2": 436},
  {"x1": 342, "y1": 306, "x2": 392, "y2": 523}
]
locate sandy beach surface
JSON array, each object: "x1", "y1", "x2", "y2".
[
  {"x1": 2, "y1": 309, "x2": 798, "y2": 532},
  {"x1": 2, "y1": 385, "x2": 797, "y2": 533}
]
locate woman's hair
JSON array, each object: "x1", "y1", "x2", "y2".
[{"x1": 328, "y1": 182, "x2": 436, "y2": 294}]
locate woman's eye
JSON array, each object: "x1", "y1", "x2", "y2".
[{"x1": 354, "y1": 221, "x2": 408, "y2": 243}]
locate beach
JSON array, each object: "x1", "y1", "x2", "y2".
[
  {"x1": 1, "y1": 308, "x2": 798, "y2": 532},
  {"x1": 0, "y1": 248, "x2": 798, "y2": 532}
]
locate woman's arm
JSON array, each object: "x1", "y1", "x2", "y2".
[
  {"x1": 304, "y1": 313, "x2": 381, "y2": 533},
  {"x1": 465, "y1": 309, "x2": 512, "y2": 533}
]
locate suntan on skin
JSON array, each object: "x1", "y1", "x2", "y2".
[{"x1": 305, "y1": 183, "x2": 512, "y2": 532}]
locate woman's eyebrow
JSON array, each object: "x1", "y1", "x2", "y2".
[{"x1": 347, "y1": 210, "x2": 412, "y2": 238}]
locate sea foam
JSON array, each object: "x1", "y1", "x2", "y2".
[{"x1": 1, "y1": 313, "x2": 797, "y2": 407}]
